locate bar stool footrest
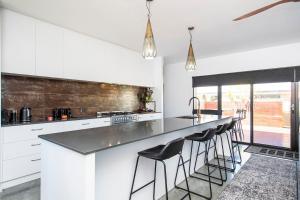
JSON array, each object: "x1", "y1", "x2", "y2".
[
  {"x1": 206, "y1": 162, "x2": 235, "y2": 172},
  {"x1": 130, "y1": 180, "x2": 155, "y2": 195},
  {"x1": 175, "y1": 186, "x2": 211, "y2": 200},
  {"x1": 190, "y1": 174, "x2": 223, "y2": 186}
]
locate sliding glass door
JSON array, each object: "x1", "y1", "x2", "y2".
[
  {"x1": 253, "y1": 82, "x2": 292, "y2": 148},
  {"x1": 194, "y1": 82, "x2": 296, "y2": 150},
  {"x1": 222, "y1": 85, "x2": 251, "y2": 143}
]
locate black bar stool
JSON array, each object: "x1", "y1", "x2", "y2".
[
  {"x1": 203, "y1": 124, "x2": 232, "y2": 178},
  {"x1": 129, "y1": 138, "x2": 191, "y2": 200},
  {"x1": 227, "y1": 119, "x2": 242, "y2": 165},
  {"x1": 208, "y1": 123, "x2": 237, "y2": 173},
  {"x1": 174, "y1": 128, "x2": 223, "y2": 200}
]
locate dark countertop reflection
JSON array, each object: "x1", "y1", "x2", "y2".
[{"x1": 39, "y1": 115, "x2": 231, "y2": 155}]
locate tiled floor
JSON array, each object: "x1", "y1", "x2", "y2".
[
  {"x1": 0, "y1": 179, "x2": 40, "y2": 200},
  {"x1": 0, "y1": 145, "x2": 250, "y2": 200}
]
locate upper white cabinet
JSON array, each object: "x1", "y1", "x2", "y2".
[
  {"x1": 1, "y1": 9, "x2": 162, "y2": 87},
  {"x1": 2, "y1": 10, "x2": 36, "y2": 75},
  {"x1": 35, "y1": 22, "x2": 63, "y2": 78},
  {"x1": 63, "y1": 30, "x2": 107, "y2": 82}
]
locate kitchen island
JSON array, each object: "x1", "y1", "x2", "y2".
[{"x1": 39, "y1": 115, "x2": 231, "y2": 200}]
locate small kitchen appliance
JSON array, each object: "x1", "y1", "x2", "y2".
[
  {"x1": 1, "y1": 109, "x2": 10, "y2": 124},
  {"x1": 20, "y1": 106, "x2": 32, "y2": 123},
  {"x1": 9, "y1": 110, "x2": 17, "y2": 123}
]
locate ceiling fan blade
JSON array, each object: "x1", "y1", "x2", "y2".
[{"x1": 233, "y1": 0, "x2": 297, "y2": 21}]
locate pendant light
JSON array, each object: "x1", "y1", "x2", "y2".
[
  {"x1": 185, "y1": 27, "x2": 197, "y2": 72},
  {"x1": 142, "y1": 0, "x2": 157, "y2": 59}
]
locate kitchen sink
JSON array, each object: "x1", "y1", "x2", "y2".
[{"x1": 176, "y1": 115, "x2": 198, "y2": 119}]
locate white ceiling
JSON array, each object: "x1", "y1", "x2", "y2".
[{"x1": 1, "y1": 0, "x2": 300, "y2": 64}]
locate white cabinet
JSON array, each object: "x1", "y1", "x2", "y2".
[
  {"x1": 1, "y1": 9, "x2": 161, "y2": 87},
  {"x1": 63, "y1": 31, "x2": 108, "y2": 82},
  {"x1": 2, "y1": 10, "x2": 35, "y2": 75},
  {"x1": 2, "y1": 154, "x2": 41, "y2": 182},
  {"x1": 3, "y1": 124, "x2": 47, "y2": 143},
  {"x1": 35, "y1": 21, "x2": 63, "y2": 78},
  {"x1": 138, "y1": 113, "x2": 162, "y2": 122},
  {"x1": 0, "y1": 117, "x2": 111, "y2": 189},
  {"x1": 63, "y1": 30, "x2": 89, "y2": 80},
  {"x1": 3, "y1": 139, "x2": 41, "y2": 160}
]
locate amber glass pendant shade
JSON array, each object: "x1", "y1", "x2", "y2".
[
  {"x1": 142, "y1": 17, "x2": 157, "y2": 59},
  {"x1": 185, "y1": 42, "x2": 196, "y2": 71},
  {"x1": 185, "y1": 27, "x2": 196, "y2": 71}
]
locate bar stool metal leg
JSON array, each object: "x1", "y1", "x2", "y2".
[
  {"x1": 211, "y1": 135, "x2": 232, "y2": 176},
  {"x1": 188, "y1": 140, "x2": 193, "y2": 176},
  {"x1": 211, "y1": 138, "x2": 225, "y2": 181},
  {"x1": 162, "y1": 161, "x2": 168, "y2": 200},
  {"x1": 153, "y1": 161, "x2": 157, "y2": 200},
  {"x1": 180, "y1": 155, "x2": 192, "y2": 200},
  {"x1": 129, "y1": 156, "x2": 140, "y2": 200},
  {"x1": 232, "y1": 127, "x2": 242, "y2": 164},
  {"x1": 205, "y1": 142, "x2": 212, "y2": 200},
  {"x1": 226, "y1": 130, "x2": 237, "y2": 170}
]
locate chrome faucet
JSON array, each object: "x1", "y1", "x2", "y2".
[{"x1": 189, "y1": 97, "x2": 201, "y2": 118}]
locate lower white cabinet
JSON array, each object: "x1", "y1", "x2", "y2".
[
  {"x1": 3, "y1": 124, "x2": 49, "y2": 143},
  {"x1": 2, "y1": 154, "x2": 41, "y2": 182},
  {"x1": 3, "y1": 139, "x2": 41, "y2": 161},
  {"x1": 0, "y1": 117, "x2": 111, "y2": 189}
]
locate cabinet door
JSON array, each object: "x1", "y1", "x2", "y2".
[
  {"x1": 36, "y1": 22, "x2": 63, "y2": 78},
  {"x1": 63, "y1": 30, "x2": 89, "y2": 80},
  {"x1": 2, "y1": 10, "x2": 36, "y2": 75}
]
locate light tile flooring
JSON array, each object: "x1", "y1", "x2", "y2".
[{"x1": 0, "y1": 146, "x2": 250, "y2": 200}]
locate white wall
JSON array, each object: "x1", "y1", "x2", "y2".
[
  {"x1": 152, "y1": 57, "x2": 164, "y2": 113},
  {"x1": 164, "y1": 42, "x2": 300, "y2": 117}
]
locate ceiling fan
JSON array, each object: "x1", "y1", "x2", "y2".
[{"x1": 233, "y1": 0, "x2": 300, "y2": 21}]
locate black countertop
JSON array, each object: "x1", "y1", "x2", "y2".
[{"x1": 39, "y1": 115, "x2": 231, "y2": 155}]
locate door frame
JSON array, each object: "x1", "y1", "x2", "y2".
[
  {"x1": 194, "y1": 82, "x2": 299, "y2": 151},
  {"x1": 251, "y1": 82, "x2": 297, "y2": 151}
]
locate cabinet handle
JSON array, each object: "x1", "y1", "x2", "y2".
[
  {"x1": 31, "y1": 158, "x2": 41, "y2": 162},
  {"x1": 31, "y1": 128, "x2": 43, "y2": 131},
  {"x1": 81, "y1": 123, "x2": 90, "y2": 126},
  {"x1": 31, "y1": 143, "x2": 41, "y2": 146},
  {"x1": 104, "y1": 121, "x2": 111, "y2": 123}
]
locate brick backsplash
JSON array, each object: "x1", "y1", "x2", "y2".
[{"x1": 1, "y1": 74, "x2": 146, "y2": 121}]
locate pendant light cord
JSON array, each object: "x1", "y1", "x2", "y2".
[
  {"x1": 146, "y1": 1, "x2": 151, "y2": 17},
  {"x1": 189, "y1": 29, "x2": 193, "y2": 42}
]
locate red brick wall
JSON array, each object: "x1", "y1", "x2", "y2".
[{"x1": 1, "y1": 75, "x2": 146, "y2": 121}]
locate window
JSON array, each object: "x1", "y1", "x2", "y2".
[{"x1": 194, "y1": 86, "x2": 218, "y2": 110}]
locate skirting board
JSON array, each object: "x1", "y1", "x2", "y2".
[{"x1": 0, "y1": 172, "x2": 40, "y2": 192}]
